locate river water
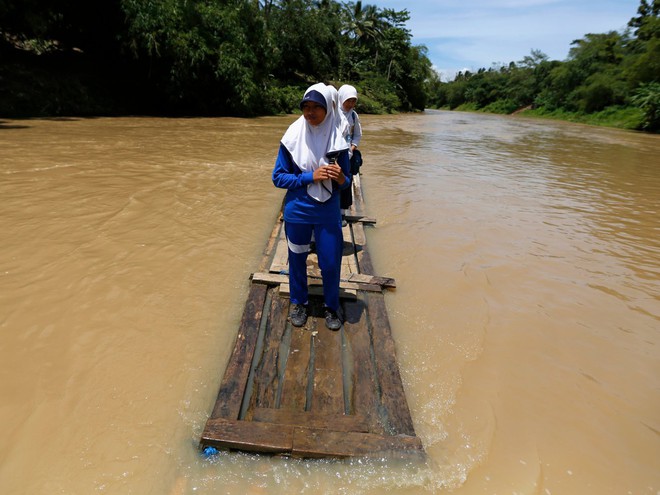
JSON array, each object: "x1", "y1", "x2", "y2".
[{"x1": 1, "y1": 111, "x2": 658, "y2": 494}]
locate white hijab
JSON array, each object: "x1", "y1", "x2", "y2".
[
  {"x1": 338, "y1": 84, "x2": 358, "y2": 115},
  {"x1": 281, "y1": 83, "x2": 349, "y2": 202},
  {"x1": 329, "y1": 84, "x2": 350, "y2": 140}
]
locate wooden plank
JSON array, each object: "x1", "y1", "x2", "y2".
[
  {"x1": 308, "y1": 285, "x2": 358, "y2": 300},
  {"x1": 344, "y1": 214, "x2": 377, "y2": 224},
  {"x1": 252, "y1": 408, "x2": 369, "y2": 433},
  {"x1": 291, "y1": 428, "x2": 424, "y2": 458},
  {"x1": 341, "y1": 223, "x2": 360, "y2": 277},
  {"x1": 350, "y1": 217, "x2": 367, "y2": 246},
  {"x1": 252, "y1": 272, "x2": 383, "y2": 292},
  {"x1": 257, "y1": 215, "x2": 284, "y2": 273},
  {"x1": 279, "y1": 325, "x2": 312, "y2": 411},
  {"x1": 306, "y1": 252, "x2": 321, "y2": 279},
  {"x1": 310, "y1": 324, "x2": 344, "y2": 414},
  {"x1": 248, "y1": 291, "x2": 289, "y2": 412},
  {"x1": 349, "y1": 174, "x2": 365, "y2": 217},
  {"x1": 269, "y1": 224, "x2": 289, "y2": 274},
  {"x1": 366, "y1": 292, "x2": 416, "y2": 436},
  {"x1": 351, "y1": 221, "x2": 376, "y2": 275},
  {"x1": 346, "y1": 273, "x2": 396, "y2": 289},
  {"x1": 342, "y1": 298, "x2": 383, "y2": 434},
  {"x1": 266, "y1": 276, "x2": 362, "y2": 299},
  {"x1": 209, "y1": 283, "x2": 268, "y2": 420},
  {"x1": 352, "y1": 173, "x2": 364, "y2": 204},
  {"x1": 201, "y1": 418, "x2": 293, "y2": 454}
]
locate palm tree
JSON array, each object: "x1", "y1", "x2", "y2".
[
  {"x1": 344, "y1": 0, "x2": 389, "y2": 70},
  {"x1": 344, "y1": 1, "x2": 385, "y2": 54}
]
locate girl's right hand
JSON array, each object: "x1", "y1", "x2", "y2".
[{"x1": 313, "y1": 166, "x2": 328, "y2": 182}]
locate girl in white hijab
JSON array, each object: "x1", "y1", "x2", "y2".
[
  {"x1": 272, "y1": 83, "x2": 351, "y2": 330},
  {"x1": 337, "y1": 84, "x2": 363, "y2": 217},
  {"x1": 338, "y1": 84, "x2": 362, "y2": 158}
]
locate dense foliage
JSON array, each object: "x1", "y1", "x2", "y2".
[
  {"x1": 1, "y1": 0, "x2": 658, "y2": 131},
  {"x1": 426, "y1": 0, "x2": 660, "y2": 132},
  {"x1": 0, "y1": 0, "x2": 432, "y2": 117}
]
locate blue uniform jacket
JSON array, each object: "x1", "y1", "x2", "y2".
[{"x1": 272, "y1": 144, "x2": 351, "y2": 224}]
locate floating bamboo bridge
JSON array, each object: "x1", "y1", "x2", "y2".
[{"x1": 200, "y1": 175, "x2": 424, "y2": 459}]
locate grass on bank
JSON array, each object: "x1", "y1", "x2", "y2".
[{"x1": 445, "y1": 102, "x2": 647, "y2": 131}]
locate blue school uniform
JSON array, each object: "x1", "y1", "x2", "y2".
[{"x1": 272, "y1": 144, "x2": 351, "y2": 311}]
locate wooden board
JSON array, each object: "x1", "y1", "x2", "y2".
[{"x1": 200, "y1": 174, "x2": 423, "y2": 459}]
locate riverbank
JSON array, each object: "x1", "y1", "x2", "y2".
[
  {"x1": 444, "y1": 102, "x2": 648, "y2": 132},
  {"x1": 1, "y1": 53, "x2": 651, "y2": 133},
  {"x1": 513, "y1": 105, "x2": 646, "y2": 131}
]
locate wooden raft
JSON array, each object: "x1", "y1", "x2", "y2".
[{"x1": 200, "y1": 175, "x2": 424, "y2": 458}]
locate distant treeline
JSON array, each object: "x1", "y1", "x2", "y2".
[
  {"x1": 1, "y1": 0, "x2": 658, "y2": 132},
  {"x1": 427, "y1": 0, "x2": 660, "y2": 132},
  {"x1": 0, "y1": 0, "x2": 432, "y2": 117}
]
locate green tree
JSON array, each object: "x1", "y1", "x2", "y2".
[
  {"x1": 344, "y1": 1, "x2": 384, "y2": 51},
  {"x1": 553, "y1": 31, "x2": 628, "y2": 111},
  {"x1": 339, "y1": 2, "x2": 387, "y2": 80},
  {"x1": 631, "y1": 81, "x2": 660, "y2": 130},
  {"x1": 0, "y1": 0, "x2": 438, "y2": 116},
  {"x1": 628, "y1": 0, "x2": 660, "y2": 41},
  {"x1": 624, "y1": 0, "x2": 660, "y2": 86},
  {"x1": 121, "y1": 0, "x2": 268, "y2": 115},
  {"x1": 269, "y1": 0, "x2": 343, "y2": 83}
]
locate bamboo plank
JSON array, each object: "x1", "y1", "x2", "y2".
[{"x1": 208, "y1": 283, "x2": 268, "y2": 420}]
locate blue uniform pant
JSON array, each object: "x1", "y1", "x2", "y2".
[{"x1": 285, "y1": 221, "x2": 343, "y2": 311}]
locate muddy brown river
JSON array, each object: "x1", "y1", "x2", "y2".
[{"x1": 1, "y1": 111, "x2": 658, "y2": 494}]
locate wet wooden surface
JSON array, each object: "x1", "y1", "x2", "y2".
[{"x1": 200, "y1": 175, "x2": 423, "y2": 458}]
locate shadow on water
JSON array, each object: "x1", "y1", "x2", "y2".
[{"x1": 0, "y1": 120, "x2": 30, "y2": 129}]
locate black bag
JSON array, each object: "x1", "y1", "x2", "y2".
[
  {"x1": 350, "y1": 149, "x2": 363, "y2": 175},
  {"x1": 340, "y1": 185, "x2": 353, "y2": 209}
]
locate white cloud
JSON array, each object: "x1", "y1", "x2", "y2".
[{"x1": 371, "y1": 0, "x2": 640, "y2": 80}]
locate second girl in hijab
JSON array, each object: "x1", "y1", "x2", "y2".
[{"x1": 338, "y1": 84, "x2": 363, "y2": 218}]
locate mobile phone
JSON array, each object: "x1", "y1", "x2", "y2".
[{"x1": 326, "y1": 151, "x2": 340, "y2": 164}]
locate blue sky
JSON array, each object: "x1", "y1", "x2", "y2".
[{"x1": 370, "y1": 0, "x2": 641, "y2": 80}]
